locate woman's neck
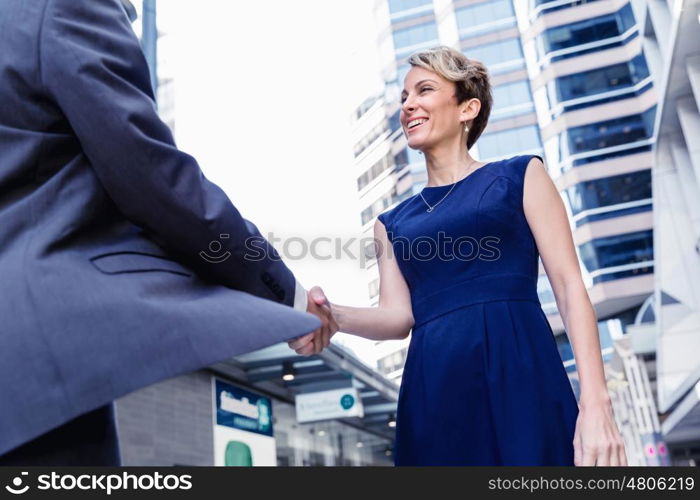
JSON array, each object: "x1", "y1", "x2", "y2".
[{"x1": 422, "y1": 145, "x2": 478, "y2": 187}]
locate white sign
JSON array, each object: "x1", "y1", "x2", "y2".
[
  {"x1": 295, "y1": 388, "x2": 364, "y2": 423},
  {"x1": 212, "y1": 377, "x2": 277, "y2": 466}
]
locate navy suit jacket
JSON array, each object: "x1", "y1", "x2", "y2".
[{"x1": 0, "y1": 0, "x2": 320, "y2": 456}]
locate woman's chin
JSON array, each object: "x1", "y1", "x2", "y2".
[{"x1": 407, "y1": 140, "x2": 425, "y2": 151}]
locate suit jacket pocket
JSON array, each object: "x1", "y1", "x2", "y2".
[{"x1": 89, "y1": 251, "x2": 193, "y2": 277}]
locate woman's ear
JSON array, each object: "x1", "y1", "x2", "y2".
[{"x1": 460, "y1": 97, "x2": 481, "y2": 122}]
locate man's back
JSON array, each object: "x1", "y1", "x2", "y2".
[{"x1": 0, "y1": 0, "x2": 319, "y2": 459}]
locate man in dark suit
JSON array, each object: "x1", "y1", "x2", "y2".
[{"x1": 0, "y1": 0, "x2": 336, "y2": 465}]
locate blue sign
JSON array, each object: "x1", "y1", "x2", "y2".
[
  {"x1": 215, "y1": 379, "x2": 273, "y2": 437},
  {"x1": 340, "y1": 394, "x2": 355, "y2": 410}
]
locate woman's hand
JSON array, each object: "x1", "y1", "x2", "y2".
[
  {"x1": 287, "y1": 286, "x2": 338, "y2": 357},
  {"x1": 573, "y1": 398, "x2": 627, "y2": 466}
]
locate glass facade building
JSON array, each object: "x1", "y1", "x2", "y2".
[
  {"x1": 517, "y1": 0, "x2": 657, "y2": 379},
  {"x1": 628, "y1": 0, "x2": 700, "y2": 464}
]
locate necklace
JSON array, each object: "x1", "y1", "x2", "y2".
[{"x1": 419, "y1": 159, "x2": 480, "y2": 213}]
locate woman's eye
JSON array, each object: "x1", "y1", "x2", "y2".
[{"x1": 401, "y1": 87, "x2": 432, "y2": 103}]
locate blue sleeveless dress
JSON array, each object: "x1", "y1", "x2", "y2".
[{"x1": 377, "y1": 154, "x2": 579, "y2": 466}]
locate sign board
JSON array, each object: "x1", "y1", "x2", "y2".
[
  {"x1": 212, "y1": 378, "x2": 276, "y2": 466},
  {"x1": 295, "y1": 387, "x2": 364, "y2": 423}
]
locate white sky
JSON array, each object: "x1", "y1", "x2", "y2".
[{"x1": 148, "y1": 1, "x2": 387, "y2": 365}]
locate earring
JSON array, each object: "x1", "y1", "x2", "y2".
[{"x1": 464, "y1": 122, "x2": 470, "y2": 133}]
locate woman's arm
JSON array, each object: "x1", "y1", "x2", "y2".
[
  {"x1": 331, "y1": 220, "x2": 414, "y2": 340},
  {"x1": 329, "y1": 219, "x2": 415, "y2": 341},
  {"x1": 287, "y1": 218, "x2": 414, "y2": 356},
  {"x1": 523, "y1": 156, "x2": 626, "y2": 466},
  {"x1": 523, "y1": 158, "x2": 607, "y2": 402}
]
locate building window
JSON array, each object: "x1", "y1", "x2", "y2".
[
  {"x1": 389, "y1": 0, "x2": 432, "y2": 14},
  {"x1": 354, "y1": 94, "x2": 382, "y2": 121},
  {"x1": 551, "y1": 52, "x2": 650, "y2": 103},
  {"x1": 463, "y1": 38, "x2": 523, "y2": 68},
  {"x1": 354, "y1": 120, "x2": 390, "y2": 158},
  {"x1": 378, "y1": 347, "x2": 408, "y2": 374},
  {"x1": 565, "y1": 169, "x2": 652, "y2": 217},
  {"x1": 556, "y1": 316, "x2": 617, "y2": 373},
  {"x1": 357, "y1": 152, "x2": 394, "y2": 191},
  {"x1": 578, "y1": 229, "x2": 654, "y2": 283},
  {"x1": 397, "y1": 64, "x2": 411, "y2": 88},
  {"x1": 537, "y1": 3, "x2": 636, "y2": 61},
  {"x1": 565, "y1": 145, "x2": 653, "y2": 169},
  {"x1": 455, "y1": 0, "x2": 515, "y2": 36},
  {"x1": 394, "y1": 146, "x2": 424, "y2": 169},
  {"x1": 555, "y1": 333, "x2": 575, "y2": 371},
  {"x1": 392, "y1": 22, "x2": 438, "y2": 50},
  {"x1": 564, "y1": 106, "x2": 656, "y2": 156},
  {"x1": 534, "y1": 0, "x2": 602, "y2": 16},
  {"x1": 389, "y1": 108, "x2": 401, "y2": 134},
  {"x1": 477, "y1": 125, "x2": 541, "y2": 159},
  {"x1": 491, "y1": 80, "x2": 534, "y2": 118},
  {"x1": 361, "y1": 185, "x2": 413, "y2": 226},
  {"x1": 537, "y1": 274, "x2": 557, "y2": 314}
]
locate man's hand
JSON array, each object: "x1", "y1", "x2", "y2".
[{"x1": 287, "y1": 286, "x2": 338, "y2": 356}]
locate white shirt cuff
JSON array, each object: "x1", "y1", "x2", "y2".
[{"x1": 293, "y1": 280, "x2": 308, "y2": 311}]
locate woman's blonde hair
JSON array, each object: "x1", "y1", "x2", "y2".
[{"x1": 406, "y1": 45, "x2": 493, "y2": 150}]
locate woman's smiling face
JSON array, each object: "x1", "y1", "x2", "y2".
[{"x1": 400, "y1": 66, "x2": 468, "y2": 152}]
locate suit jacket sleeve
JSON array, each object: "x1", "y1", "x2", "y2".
[{"x1": 39, "y1": 0, "x2": 297, "y2": 306}]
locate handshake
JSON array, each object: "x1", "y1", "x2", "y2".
[{"x1": 288, "y1": 286, "x2": 339, "y2": 356}]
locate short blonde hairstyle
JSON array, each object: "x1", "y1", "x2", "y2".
[{"x1": 406, "y1": 45, "x2": 493, "y2": 150}]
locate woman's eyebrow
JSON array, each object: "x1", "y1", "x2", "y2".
[{"x1": 401, "y1": 79, "x2": 438, "y2": 96}]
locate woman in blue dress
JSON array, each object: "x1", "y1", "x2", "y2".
[{"x1": 288, "y1": 46, "x2": 627, "y2": 466}]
